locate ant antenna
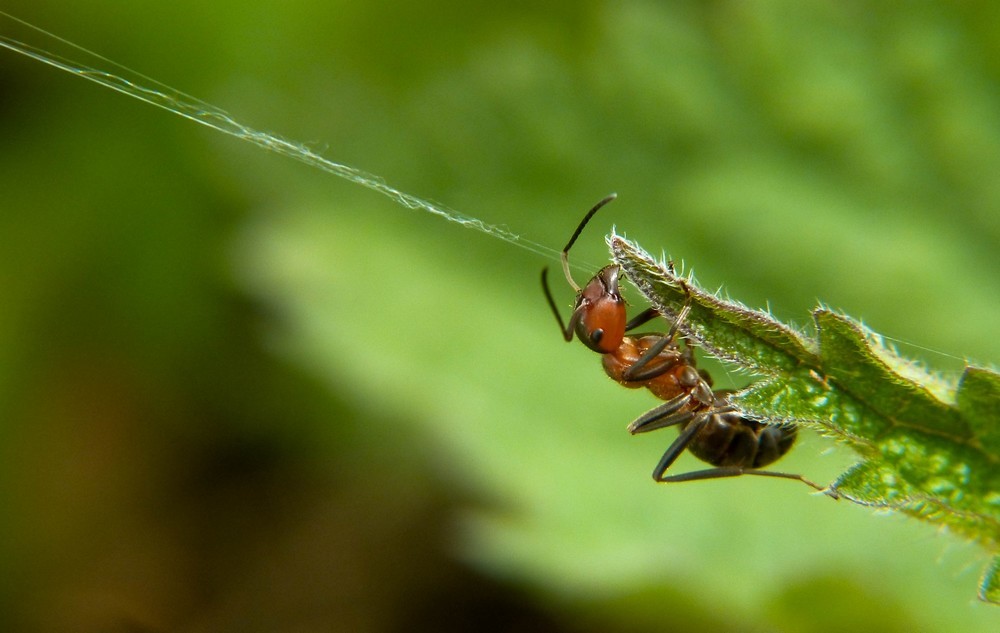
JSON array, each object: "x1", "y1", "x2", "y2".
[{"x1": 560, "y1": 193, "x2": 617, "y2": 292}]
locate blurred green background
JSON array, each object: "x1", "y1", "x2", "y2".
[{"x1": 2, "y1": 1, "x2": 999, "y2": 631}]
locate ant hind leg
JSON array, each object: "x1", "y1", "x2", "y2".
[{"x1": 656, "y1": 466, "x2": 836, "y2": 497}]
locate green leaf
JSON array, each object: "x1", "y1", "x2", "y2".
[
  {"x1": 982, "y1": 556, "x2": 1000, "y2": 604},
  {"x1": 611, "y1": 234, "x2": 1000, "y2": 604},
  {"x1": 958, "y1": 367, "x2": 1000, "y2": 455}
]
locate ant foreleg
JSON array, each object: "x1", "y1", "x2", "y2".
[
  {"x1": 621, "y1": 292, "x2": 695, "y2": 382},
  {"x1": 662, "y1": 299, "x2": 691, "y2": 346},
  {"x1": 620, "y1": 341, "x2": 685, "y2": 382},
  {"x1": 618, "y1": 307, "x2": 679, "y2": 382},
  {"x1": 624, "y1": 307, "x2": 660, "y2": 332},
  {"x1": 621, "y1": 308, "x2": 693, "y2": 383}
]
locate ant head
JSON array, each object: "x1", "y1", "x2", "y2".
[
  {"x1": 573, "y1": 264, "x2": 626, "y2": 354},
  {"x1": 541, "y1": 194, "x2": 626, "y2": 354}
]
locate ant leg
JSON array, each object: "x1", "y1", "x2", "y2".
[
  {"x1": 620, "y1": 269, "x2": 700, "y2": 380},
  {"x1": 662, "y1": 300, "x2": 692, "y2": 346},
  {"x1": 621, "y1": 344, "x2": 684, "y2": 382},
  {"x1": 646, "y1": 414, "x2": 711, "y2": 481},
  {"x1": 622, "y1": 296, "x2": 696, "y2": 381},
  {"x1": 621, "y1": 319, "x2": 693, "y2": 383},
  {"x1": 624, "y1": 307, "x2": 660, "y2": 332},
  {"x1": 655, "y1": 466, "x2": 835, "y2": 496},
  {"x1": 643, "y1": 279, "x2": 695, "y2": 345},
  {"x1": 629, "y1": 390, "x2": 736, "y2": 434},
  {"x1": 627, "y1": 393, "x2": 696, "y2": 434},
  {"x1": 541, "y1": 268, "x2": 585, "y2": 343}
]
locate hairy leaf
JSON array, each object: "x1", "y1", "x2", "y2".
[{"x1": 611, "y1": 234, "x2": 1000, "y2": 604}]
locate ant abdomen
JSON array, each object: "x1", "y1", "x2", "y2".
[{"x1": 682, "y1": 395, "x2": 797, "y2": 469}]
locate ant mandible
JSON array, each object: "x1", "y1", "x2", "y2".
[{"x1": 541, "y1": 194, "x2": 829, "y2": 493}]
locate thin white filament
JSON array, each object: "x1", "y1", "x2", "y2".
[{"x1": 0, "y1": 11, "x2": 565, "y2": 262}]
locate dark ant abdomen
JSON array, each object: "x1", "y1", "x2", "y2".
[{"x1": 682, "y1": 407, "x2": 797, "y2": 469}]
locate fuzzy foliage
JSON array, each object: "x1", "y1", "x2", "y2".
[{"x1": 611, "y1": 235, "x2": 1000, "y2": 604}]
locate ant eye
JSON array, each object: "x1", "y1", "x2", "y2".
[{"x1": 590, "y1": 329, "x2": 604, "y2": 344}]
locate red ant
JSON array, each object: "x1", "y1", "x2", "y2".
[{"x1": 542, "y1": 195, "x2": 829, "y2": 493}]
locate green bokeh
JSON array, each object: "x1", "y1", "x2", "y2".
[{"x1": 1, "y1": 2, "x2": 998, "y2": 631}]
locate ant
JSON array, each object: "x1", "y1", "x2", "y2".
[{"x1": 542, "y1": 194, "x2": 830, "y2": 494}]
